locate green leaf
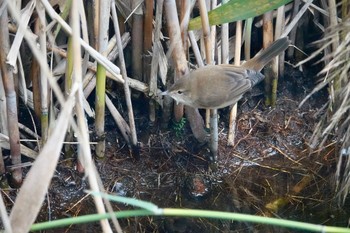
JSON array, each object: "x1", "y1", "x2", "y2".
[
  {"x1": 188, "y1": 0, "x2": 293, "y2": 30},
  {"x1": 89, "y1": 191, "x2": 162, "y2": 214}
]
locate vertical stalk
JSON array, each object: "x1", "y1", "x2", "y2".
[
  {"x1": 82, "y1": 34, "x2": 132, "y2": 146},
  {"x1": 209, "y1": 0, "x2": 218, "y2": 161},
  {"x1": 71, "y1": 0, "x2": 113, "y2": 231},
  {"x1": 150, "y1": 0, "x2": 164, "y2": 124},
  {"x1": 198, "y1": 0, "x2": 217, "y2": 159},
  {"x1": 164, "y1": 0, "x2": 184, "y2": 121},
  {"x1": 0, "y1": 1, "x2": 22, "y2": 186},
  {"x1": 0, "y1": 72, "x2": 7, "y2": 137},
  {"x1": 143, "y1": 0, "x2": 155, "y2": 123},
  {"x1": 95, "y1": 0, "x2": 110, "y2": 158},
  {"x1": 30, "y1": 19, "x2": 41, "y2": 120},
  {"x1": 221, "y1": 1, "x2": 229, "y2": 65},
  {"x1": 0, "y1": 73, "x2": 7, "y2": 177},
  {"x1": 164, "y1": 0, "x2": 207, "y2": 143},
  {"x1": 275, "y1": 5, "x2": 285, "y2": 76},
  {"x1": 64, "y1": 37, "x2": 75, "y2": 163},
  {"x1": 188, "y1": 31, "x2": 204, "y2": 67},
  {"x1": 93, "y1": 0, "x2": 100, "y2": 49},
  {"x1": 219, "y1": 1, "x2": 230, "y2": 152},
  {"x1": 95, "y1": 62, "x2": 107, "y2": 158},
  {"x1": 180, "y1": 0, "x2": 190, "y2": 49},
  {"x1": 227, "y1": 20, "x2": 242, "y2": 146},
  {"x1": 244, "y1": 18, "x2": 253, "y2": 60},
  {"x1": 111, "y1": 2, "x2": 139, "y2": 156},
  {"x1": 36, "y1": 1, "x2": 49, "y2": 144},
  {"x1": 210, "y1": 0, "x2": 217, "y2": 60},
  {"x1": 131, "y1": 0, "x2": 144, "y2": 82},
  {"x1": 198, "y1": 0, "x2": 212, "y2": 65},
  {"x1": 65, "y1": 39, "x2": 74, "y2": 94},
  {"x1": 263, "y1": 11, "x2": 275, "y2": 106},
  {"x1": 287, "y1": 0, "x2": 300, "y2": 58}
]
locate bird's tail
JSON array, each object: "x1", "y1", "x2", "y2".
[{"x1": 241, "y1": 37, "x2": 290, "y2": 71}]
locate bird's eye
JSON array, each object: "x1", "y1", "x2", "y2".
[{"x1": 177, "y1": 90, "x2": 183, "y2": 94}]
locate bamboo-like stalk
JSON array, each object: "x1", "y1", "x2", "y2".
[
  {"x1": 72, "y1": 1, "x2": 89, "y2": 171},
  {"x1": 263, "y1": 11, "x2": 276, "y2": 106},
  {"x1": 198, "y1": 0, "x2": 212, "y2": 65},
  {"x1": 188, "y1": 31, "x2": 204, "y2": 67},
  {"x1": 111, "y1": 2, "x2": 139, "y2": 156},
  {"x1": 287, "y1": 0, "x2": 300, "y2": 58},
  {"x1": 275, "y1": 5, "x2": 285, "y2": 76},
  {"x1": 244, "y1": 18, "x2": 253, "y2": 60},
  {"x1": 95, "y1": 0, "x2": 111, "y2": 158},
  {"x1": 164, "y1": 0, "x2": 184, "y2": 122},
  {"x1": 0, "y1": 73, "x2": 6, "y2": 176},
  {"x1": 150, "y1": 0, "x2": 164, "y2": 125},
  {"x1": 221, "y1": 0, "x2": 231, "y2": 147},
  {"x1": 164, "y1": 0, "x2": 207, "y2": 143},
  {"x1": 83, "y1": 34, "x2": 134, "y2": 144},
  {"x1": 94, "y1": 72, "x2": 107, "y2": 157},
  {"x1": 265, "y1": 6, "x2": 286, "y2": 108},
  {"x1": 143, "y1": 0, "x2": 155, "y2": 123},
  {"x1": 198, "y1": 0, "x2": 217, "y2": 159},
  {"x1": 221, "y1": 1, "x2": 229, "y2": 65},
  {"x1": 203, "y1": 1, "x2": 210, "y2": 130},
  {"x1": 86, "y1": 0, "x2": 95, "y2": 47},
  {"x1": 36, "y1": 1, "x2": 49, "y2": 144},
  {"x1": 64, "y1": 37, "x2": 75, "y2": 163},
  {"x1": 159, "y1": 0, "x2": 175, "y2": 129},
  {"x1": 70, "y1": 1, "x2": 113, "y2": 232},
  {"x1": 227, "y1": 20, "x2": 242, "y2": 147},
  {"x1": 0, "y1": 69, "x2": 6, "y2": 176},
  {"x1": 78, "y1": 1, "x2": 90, "y2": 80},
  {"x1": 131, "y1": 0, "x2": 143, "y2": 82},
  {"x1": 30, "y1": 20, "x2": 41, "y2": 120},
  {"x1": 0, "y1": 71, "x2": 8, "y2": 138},
  {"x1": 93, "y1": 0, "x2": 99, "y2": 49},
  {"x1": 0, "y1": 1, "x2": 22, "y2": 186},
  {"x1": 178, "y1": 0, "x2": 190, "y2": 127},
  {"x1": 180, "y1": 0, "x2": 190, "y2": 49},
  {"x1": 0, "y1": 149, "x2": 5, "y2": 181},
  {"x1": 209, "y1": 31, "x2": 219, "y2": 157},
  {"x1": 210, "y1": 0, "x2": 217, "y2": 61}
]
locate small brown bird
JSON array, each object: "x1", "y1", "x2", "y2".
[{"x1": 162, "y1": 37, "x2": 290, "y2": 109}]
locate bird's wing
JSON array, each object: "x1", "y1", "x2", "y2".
[{"x1": 192, "y1": 65, "x2": 253, "y2": 108}]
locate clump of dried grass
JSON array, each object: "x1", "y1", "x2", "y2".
[{"x1": 300, "y1": 19, "x2": 350, "y2": 205}]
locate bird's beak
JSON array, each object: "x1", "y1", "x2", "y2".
[{"x1": 161, "y1": 91, "x2": 168, "y2": 96}]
